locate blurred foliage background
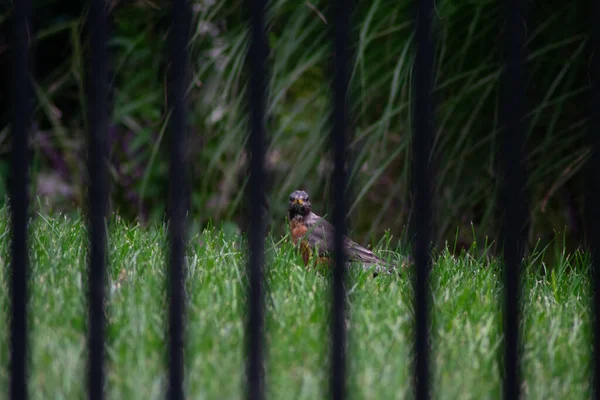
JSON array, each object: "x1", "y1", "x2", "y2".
[{"x1": 0, "y1": 0, "x2": 592, "y2": 252}]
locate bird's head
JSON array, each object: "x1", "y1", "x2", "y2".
[{"x1": 288, "y1": 190, "x2": 312, "y2": 218}]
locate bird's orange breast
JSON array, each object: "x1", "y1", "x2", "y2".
[
  {"x1": 289, "y1": 217, "x2": 308, "y2": 245},
  {"x1": 290, "y1": 217, "x2": 311, "y2": 266}
]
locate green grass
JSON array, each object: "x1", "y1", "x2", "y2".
[{"x1": 0, "y1": 210, "x2": 593, "y2": 399}]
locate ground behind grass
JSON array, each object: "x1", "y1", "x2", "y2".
[{"x1": 0, "y1": 211, "x2": 593, "y2": 399}]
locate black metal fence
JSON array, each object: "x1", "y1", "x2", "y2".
[{"x1": 6, "y1": 0, "x2": 600, "y2": 399}]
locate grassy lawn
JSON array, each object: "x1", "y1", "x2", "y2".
[{"x1": 0, "y1": 211, "x2": 593, "y2": 399}]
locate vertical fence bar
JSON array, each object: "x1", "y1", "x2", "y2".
[
  {"x1": 498, "y1": 0, "x2": 527, "y2": 398},
  {"x1": 167, "y1": 0, "x2": 191, "y2": 399},
  {"x1": 245, "y1": 0, "x2": 267, "y2": 397},
  {"x1": 411, "y1": 0, "x2": 435, "y2": 398},
  {"x1": 329, "y1": 0, "x2": 352, "y2": 398},
  {"x1": 86, "y1": 0, "x2": 109, "y2": 399},
  {"x1": 586, "y1": 0, "x2": 600, "y2": 397},
  {"x1": 589, "y1": 95, "x2": 600, "y2": 399},
  {"x1": 9, "y1": 1, "x2": 32, "y2": 399}
]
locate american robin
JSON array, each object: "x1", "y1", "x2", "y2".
[{"x1": 288, "y1": 189, "x2": 406, "y2": 276}]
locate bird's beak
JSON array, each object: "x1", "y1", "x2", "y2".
[{"x1": 294, "y1": 198, "x2": 304, "y2": 205}]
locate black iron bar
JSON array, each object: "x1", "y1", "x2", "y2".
[
  {"x1": 9, "y1": 1, "x2": 32, "y2": 399},
  {"x1": 585, "y1": 0, "x2": 600, "y2": 398},
  {"x1": 329, "y1": 0, "x2": 352, "y2": 398},
  {"x1": 86, "y1": 0, "x2": 109, "y2": 399},
  {"x1": 412, "y1": 0, "x2": 435, "y2": 398},
  {"x1": 245, "y1": 0, "x2": 268, "y2": 398},
  {"x1": 498, "y1": 0, "x2": 528, "y2": 398},
  {"x1": 167, "y1": 0, "x2": 191, "y2": 399}
]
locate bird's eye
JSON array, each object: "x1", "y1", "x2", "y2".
[
  {"x1": 289, "y1": 196, "x2": 294, "y2": 202},
  {"x1": 305, "y1": 196, "x2": 309, "y2": 202}
]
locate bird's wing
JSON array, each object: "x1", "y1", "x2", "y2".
[
  {"x1": 345, "y1": 240, "x2": 388, "y2": 265},
  {"x1": 303, "y1": 213, "x2": 336, "y2": 256},
  {"x1": 303, "y1": 212, "x2": 389, "y2": 265}
]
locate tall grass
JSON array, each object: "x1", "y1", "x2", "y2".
[{"x1": 0, "y1": 0, "x2": 591, "y2": 250}]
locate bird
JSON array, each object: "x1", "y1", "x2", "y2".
[{"x1": 287, "y1": 189, "x2": 407, "y2": 276}]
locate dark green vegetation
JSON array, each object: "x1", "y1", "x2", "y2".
[
  {"x1": 0, "y1": 212, "x2": 592, "y2": 398},
  {"x1": 0, "y1": 1, "x2": 592, "y2": 250}
]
